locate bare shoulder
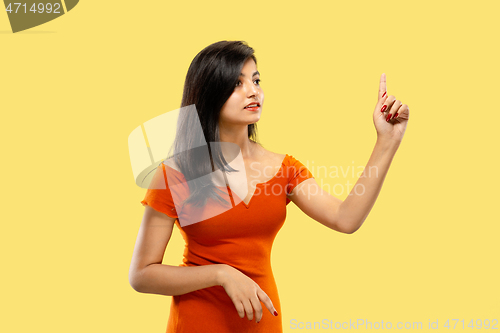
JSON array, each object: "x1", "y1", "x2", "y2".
[
  {"x1": 254, "y1": 143, "x2": 286, "y2": 165},
  {"x1": 274, "y1": 152, "x2": 287, "y2": 164}
]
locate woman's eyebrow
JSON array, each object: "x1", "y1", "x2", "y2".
[{"x1": 239, "y1": 71, "x2": 260, "y2": 77}]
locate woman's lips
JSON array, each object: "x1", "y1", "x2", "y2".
[{"x1": 244, "y1": 106, "x2": 260, "y2": 111}]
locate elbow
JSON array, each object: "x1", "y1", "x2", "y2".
[
  {"x1": 129, "y1": 279, "x2": 142, "y2": 293},
  {"x1": 343, "y1": 226, "x2": 358, "y2": 234},
  {"x1": 332, "y1": 203, "x2": 360, "y2": 234},
  {"x1": 129, "y1": 269, "x2": 144, "y2": 293},
  {"x1": 340, "y1": 219, "x2": 362, "y2": 234}
]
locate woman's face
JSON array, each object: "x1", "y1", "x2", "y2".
[{"x1": 219, "y1": 58, "x2": 264, "y2": 127}]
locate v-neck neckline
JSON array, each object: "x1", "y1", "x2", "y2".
[
  {"x1": 163, "y1": 154, "x2": 289, "y2": 210},
  {"x1": 228, "y1": 154, "x2": 288, "y2": 209}
]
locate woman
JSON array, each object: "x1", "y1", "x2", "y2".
[{"x1": 129, "y1": 40, "x2": 409, "y2": 332}]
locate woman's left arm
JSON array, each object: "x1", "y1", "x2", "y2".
[
  {"x1": 288, "y1": 73, "x2": 409, "y2": 234},
  {"x1": 334, "y1": 136, "x2": 400, "y2": 234}
]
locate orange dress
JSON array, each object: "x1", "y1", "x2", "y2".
[{"x1": 140, "y1": 154, "x2": 314, "y2": 333}]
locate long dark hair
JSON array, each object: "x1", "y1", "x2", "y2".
[{"x1": 165, "y1": 40, "x2": 260, "y2": 209}]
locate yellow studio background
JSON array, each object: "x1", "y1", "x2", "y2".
[{"x1": 1, "y1": 0, "x2": 499, "y2": 332}]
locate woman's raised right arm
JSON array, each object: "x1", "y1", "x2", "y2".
[{"x1": 128, "y1": 205, "x2": 226, "y2": 296}]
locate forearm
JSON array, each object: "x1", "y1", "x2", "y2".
[
  {"x1": 338, "y1": 137, "x2": 400, "y2": 233},
  {"x1": 130, "y1": 263, "x2": 226, "y2": 296}
]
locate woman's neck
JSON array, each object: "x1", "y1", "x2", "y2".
[{"x1": 218, "y1": 125, "x2": 258, "y2": 159}]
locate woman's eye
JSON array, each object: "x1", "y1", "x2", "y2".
[{"x1": 235, "y1": 79, "x2": 260, "y2": 87}]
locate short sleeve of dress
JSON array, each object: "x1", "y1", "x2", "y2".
[
  {"x1": 140, "y1": 162, "x2": 179, "y2": 219},
  {"x1": 286, "y1": 155, "x2": 315, "y2": 205}
]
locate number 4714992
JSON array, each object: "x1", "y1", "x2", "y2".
[
  {"x1": 443, "y1": 319, "x2": 498, "y2": 329},
  {"x1": 5, "y1": 3, "x2": 61, "y2": 14}
]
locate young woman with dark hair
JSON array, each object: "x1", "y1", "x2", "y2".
[{"x1": 129, "y1": 40, "x2": 409, "y2": 333}]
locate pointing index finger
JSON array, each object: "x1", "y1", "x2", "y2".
[{"x1": 379, "y1": 73, "x2": 387, "y2": 100}]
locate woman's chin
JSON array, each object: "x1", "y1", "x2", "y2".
[{"x1": 248, "y1": 115, "x2": 261, "y2": 124}]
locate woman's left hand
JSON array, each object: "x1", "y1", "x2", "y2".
[{"x1": 373, "y1": 73, "x2": 409, "y2": 143}]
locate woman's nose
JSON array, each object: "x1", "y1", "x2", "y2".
[{"x1": 245, "y1": 82, "x2": 258, "y2": 97}]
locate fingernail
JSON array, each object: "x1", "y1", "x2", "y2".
[
  {"x1": 380, "y1": 105, "x2": 387, "y2": 113},
  {"x1": 274, "y1": 311, "x2": 278, "y2": 316},
  {"x1": 386, "y1": 113, "x2": 392, "y2": 122},
  {"x1": 382, "y1": 91, "x2": 386, "y2": 98},
  {"x1": 394, "y1": 113, "x2": 398, "y2": 118}
]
